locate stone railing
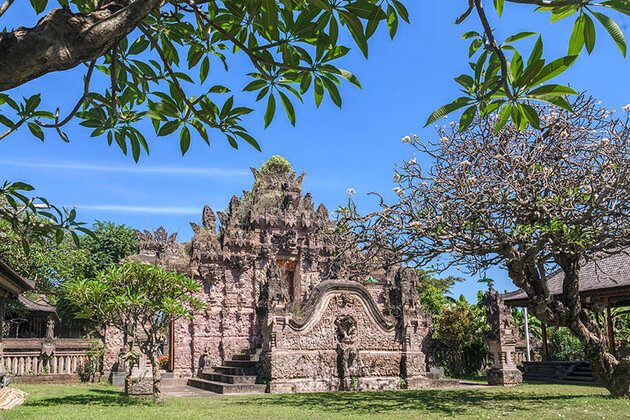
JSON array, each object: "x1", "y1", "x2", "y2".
[{"x1": 1, "y1": 338, "x2": 92, "y2": 376}]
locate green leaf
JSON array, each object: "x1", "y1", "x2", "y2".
[
  {"x1": 340, "y1": 11, "x2": 368, "y2": 57},
  {"x1": 264, "y1": 94, "x2": 276, "y2": 128},
  {"x1": 494, "y1": 0, "x2": 505, "y2": 17},
  {"x1": 180, "y1": 126, "x2": 191, "y2": 155},
  {"x1": 602, "y1": 0, "x2": 630, "y2": 16},
  {"x1": 235, "y1": 131, "x2": 261, "y2": 152},
  {"x1": 592, "y1": 11, "x2": 626, "y2": 57},
  {"x1": 459, "y1": 106, "x2": 477, "y2": 131},
  {"x1": 27, "y1": 122, "x2": 44, "y2": 141},
  {"x1": 545, "y1": 95, "x2": 573, "y2": 111},
  {"x1": 129, "y1": 38, "x2": 150, "y2": 55},
  {"x1": 158, "y1": 120, "x2": 180, "y2": 136},
  {"x1": 30, "y1": 0, "x2": 47, "y2": 14},
  {"x1": 321, "y1": 77, "x2": 342, "y2": 107},
  {"x1": 314, "y1": 78, "x2": 324, "y2": 108},
  {"x1": 278, "y1": 91, "x2": 296, "y2": 126},
  {"x1": 244, "y1": 79, "x2": 267, "y2": 92},
  {"x1": 425, "y1": 97, "x2": 472, "y2": 127},
  {"x1": 583, "y1": 13, "x2": 596, "y2": 54},
  {"x1": 393, "y1": 1, "x2": 410, "y2": 23},
  {"x1": 462, "y1": 31, "x2": 480, "y2": 39},
  {"x1": 528, "y1": 84, "x2": 577, "y2": 96},
  {"x1": 510, "y1": 50, "x2": 524, "y2": 81},
  {"x1": 521, "y1": 103, "x2": 541, "y2": 129},
  {"x1": 387, "y1": 5, "x2": 399, "y2": 39},
  {"x1": 504, "y1": 32, "x2": 537, "y2": 44},
  {"x1": 337, "y1": 69, "x2": 362, "y2": 89},
  {"x1": 527, "y1": 36, "x2": 544, "y2": 66},
  {"x1": 200, "y1": 57, "x2": 210, "y2": 83},
  {"x1": 529, "y1": 55, "x2": 577, "y2": 86},
  {"x1": 496, "y1": 103, "x2": 513, "y2": 131},
  {"x1": 550, "y1": 6, "x2": 577, "y2": 23},
  {"x1": 568, "y1": 15, "x2": 585, "y2": 55}
]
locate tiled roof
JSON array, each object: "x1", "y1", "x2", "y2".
[{"x1": 503, "y1": 252, "x2": 630, "y2": 304}]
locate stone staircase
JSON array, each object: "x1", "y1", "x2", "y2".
[
  {"x1": 522, "y1": 361, "x2": 597, "y2": 385},
  {"x1": 187, "y1": 349, "x2": 267, "y2": 394}
]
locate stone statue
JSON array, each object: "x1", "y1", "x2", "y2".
[
  {"x1": 482, "y1": 286, "x2": 523, "y2": 386},
  {"x1": 45, "y1": 318, "x2": 55, "y2": 340},
  {"x1": 335, "y1": 316, "x2": 358, "y2": 391}
]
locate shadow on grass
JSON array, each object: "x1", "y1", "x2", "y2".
[
  {"x1": 239, "y1": 389, "x2": 589, "y2": 416},
  {"x1": 24, "y1": 387, "x2": 153, "y2": 408}
]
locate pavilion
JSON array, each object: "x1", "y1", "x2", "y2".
[{"x1": 503, "y1": 252, "x2": 630, "y2": 359}]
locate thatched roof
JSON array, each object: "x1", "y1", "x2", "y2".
[
  {"x1": 503, "y1": 252, "x2": 630, "y2": 308},
  {"x1": 18, "y1": 294, "x2": 56, "y2": 314},
  {"x1": 0, "y1": 258, "x2": 34, "y2": 296}
]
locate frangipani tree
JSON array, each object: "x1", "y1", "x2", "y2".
[
  {"x1": 351, "y1": 97, "x2": 630, "y2": 396},
  {"x1": 0, "y1": 0, "x2": 410, "y2": 243},
  {"x1": 64, "y1": 261, "x2": 204, "y2": 402},
  {"x1": 428, "y1": 0, "x2": 629, "y2": 130}
]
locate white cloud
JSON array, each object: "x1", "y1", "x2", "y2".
[
  {"x1": 77, "y1": 205, "x2": 200, "y2": 215},
  {"x1": 0, "y1": 160, "x2": 249, "y2": 177}
]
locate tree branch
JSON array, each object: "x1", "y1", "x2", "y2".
[
  {"x1": 0, "y1": 0, "x2": 162, "y2": 91},
  {"x1": 473, "y1": 0, "x2": 514, "y2": 100},
  {"x1": 37, "y1": 61, "x2": 97, "y2": 129},
  {"x1": 0, "y1": 0, "x2": 14, "y2": 18}
]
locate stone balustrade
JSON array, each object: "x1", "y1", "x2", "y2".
[{"x1": 1, "y1": 338, "x2": 92, "y2": 376}]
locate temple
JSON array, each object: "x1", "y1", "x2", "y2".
[{"x1": 104, "y1": 156, "x2": 439, "y2": 393}]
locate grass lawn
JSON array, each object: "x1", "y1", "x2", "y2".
[{"x1": 5, "y1": 382, "x2": 630, "y2": 420}]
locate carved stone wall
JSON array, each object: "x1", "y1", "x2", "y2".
[{"x1": 104, "y1": 157, "x2": 434, "y2": 392}]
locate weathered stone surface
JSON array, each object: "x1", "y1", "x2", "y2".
[
  {"x1": 105, "y1": 157, "x2": 434, "y2": 393},
  {"x1": 483, "y1": 286, "x2": 523, "y2": 386}
]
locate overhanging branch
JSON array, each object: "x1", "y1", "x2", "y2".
[{"x1": 0, "y1": 0, "x2": 161, "y2": 92}]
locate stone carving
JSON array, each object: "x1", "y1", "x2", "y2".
[
  {"x1": 45, "y1": 318, "x2": 55, "y2": 340},
  {"x1": 335, "y1": 315, "x2": 358, "y2": 391},
  {"x1": 103, "y1": 157, "x2": 435, "y2": 393},
  {"x1": 483, "y1": 286, "x2": 523, "y2": 386}
]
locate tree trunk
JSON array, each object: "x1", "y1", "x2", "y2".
[
  {"x1": 569, "y1": 312, "x2": 630, "y2": 398},
  {"x1": 509, "y1": 258, "x2": 629, "y2": 398},
  {"x1": 124, "y1": 340, "x2": 134, "y2": 397},
  {"x1": 150, "y1": 355, "x2": 161, "y2": 403}
]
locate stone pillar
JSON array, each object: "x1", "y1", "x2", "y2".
[{"x1": 483, "y1": 286, "x2": 523, "y2": 386}]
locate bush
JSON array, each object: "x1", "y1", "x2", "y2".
[
  {"x1": 432, "y1": 303, "x2": 488, "y2": 378},
  {"x1": 78, "y1": 340, "x2": 105, "y2": 382},
  {"x1": 548, "y1": 327, "x2": 585, "y2": 361}
]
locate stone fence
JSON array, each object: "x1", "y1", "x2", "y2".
[{"x1": 1, "y1": 338, "x2": 92, "y2": 377}]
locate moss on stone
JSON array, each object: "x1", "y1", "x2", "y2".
[{"x1": 260, "y1": 155, "x2": 294, "y2": 175}]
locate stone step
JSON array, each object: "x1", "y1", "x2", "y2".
[
  {"x1": 568, "y1": 372, "x2": 595, "y2": 378},
  {"x1": 213, "y1": 365, "x2": 257, "y2": 376},
  {"x1": 232, "y1": 353, "x2": 260, "y2": 362},
  {"x1": 187, "y1": 378, "x2": 266, "y2": 395},
  {"x1": 199, "y1": 371, "x2": 257, "y2": 384},
  {"x1": 224, "y1": 359, "x2": 258, "y2": 368}
]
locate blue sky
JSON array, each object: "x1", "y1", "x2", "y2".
[{"x1": 1, "y1": 3, "x2": 628, "y2": 301}]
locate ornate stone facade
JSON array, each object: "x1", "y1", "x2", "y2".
[
  {"x1": 104, "y1": 157, "x2": 434, "y2": 392},
  {"x1": 483, "y1": 286, "x2": 523, "y2": 386}
]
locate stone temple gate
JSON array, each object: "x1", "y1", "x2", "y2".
[{"x1": 104, "y1": 157, "x2": 439, "y2": 393}]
